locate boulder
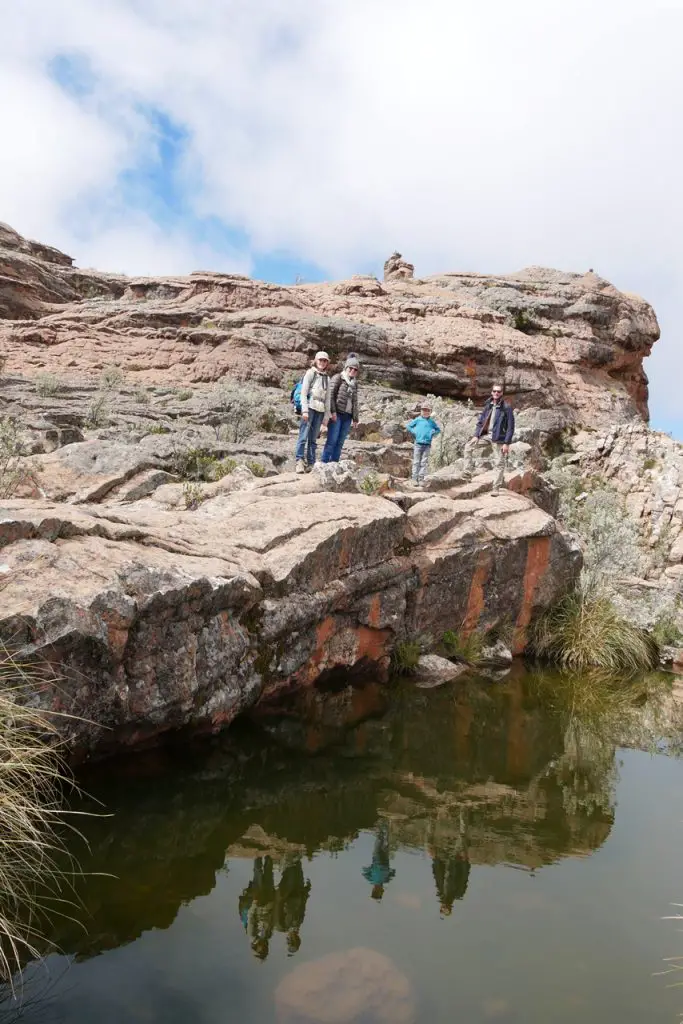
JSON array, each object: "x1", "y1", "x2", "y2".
[{"x1": 413, "y1": 654, "x2": 469, "y2": 688}]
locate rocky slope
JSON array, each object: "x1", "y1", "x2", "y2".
[
  {"x1": 0, "y1": 224, "x2": 659, "y2": 427},
  {"x1": 1, "y1": 223, "x2": 677, "y2": 757}
]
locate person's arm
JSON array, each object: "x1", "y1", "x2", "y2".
[
  {"x1": 352, "y1": 385, "x2": 359, "y2": 425},
  {"x1": 406, "y1": 417, "x2": 418, "y2": 436},
  {"x1": 324, "y1": 376, "x2": 333, "y2": 422},
  {"x1": 503, "y1": 404, "x2": 515, "y2": 447},
  {"x1": 329, "y1": 375, "x2": 342, "y2": 417},
  {"x1": 300, "y1": 368, "x2": 313, "y2": 419}
]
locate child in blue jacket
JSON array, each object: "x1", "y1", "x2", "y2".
[{"x1": 406, "y1": 401, "x2": 441, "y2": 484}]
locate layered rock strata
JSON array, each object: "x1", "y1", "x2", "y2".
[
  {"x1": 0, "y1": 470, "x2": 579, "y2": 758},
  {"x1": 0, "y1": 226, "x2": 659, "y2": 427}
]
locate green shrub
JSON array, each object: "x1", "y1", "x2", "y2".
[
  {"x1": 246, "y1": 460, "x2": 266, "y2": 477},
  {"x1": 360, "y1": 471, "x2": 382, "y2": 495},
  {"x1": 147, "y1": 424, "x2": 171, "y2": 435},
  {"x1": 529, "y1": 590, "x2": 659, "y2": 674},
  {"x1": 441, "y1": 628, "x2": 486, "y2": 665},
  {"x1": 213, "y1": 458, "x2": 238, "y2": 479},
  {"x1": 210, "y1": 380, "x2": 263, "y2": 443},
  {"x1": 172, "y1": 447, "x2": 217, "y2": 481},
  {"x1": 34, "y1": 372, "x2": 61, "y2": 397},
  {"x1": 513, "y1": 310, "x2": 536, "y2": 334},
  {"x1": 643, "y1": 456, "x2": 657, "y2": 470},
  {"x1": 391, "y1": 640, "x2": 422, "y2": 675},
  {"x1": 133, "y1": 388, "x2": 150, "y2": 405},
  {"x1": 651, "y1": 612, "x2": 683, "y2": 648},
  {"x1": 176, "y1": 390, "x2": 193, "y2": 401}
]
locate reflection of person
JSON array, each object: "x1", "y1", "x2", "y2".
[
  {"x1": 239, "y1": 855, "x2": 312, "y2": 959},
  {"x1": 362, "y1": 821, "x2": 396, "y2": 901},
  {"x1": 430, "y1": 810, "x2": 470, "y2": 916},
  {"x1": 239, "y1": 856, "x2": 276, "y2": 960},
  {"x1": 432, "y1": 853, "x2": 470, "y2": 916},
  {"x1": 275, "y1": 858, "x2": 311, "y2": 955}
]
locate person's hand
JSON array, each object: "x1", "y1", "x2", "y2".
[
  {"x1": 502, "y1": 444, "x2": 510, "y2": 455},
  {"x1": 353, "y1": 420, "x2": 358, "y2": 428},
  {"x1": 302, "y1": 412, "x2": 308, "y2": 422},
  {"x1": 330, "y1": 413, "x2": 337, "y2": 422}
]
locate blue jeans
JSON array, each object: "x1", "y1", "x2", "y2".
[
  {"x1": 295, "y1": 409, "x2": 325, "y2": 465},
  {"x1": 321, "y1": 412, "x2": 353, "y2": 463},
  {"x1": 412, "y1": 442, "x2": 431, "y2": 482}
]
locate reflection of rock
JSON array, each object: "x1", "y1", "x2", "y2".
[{"x1": 275, "y1": 947, "x2": 416, "y2": 1024}]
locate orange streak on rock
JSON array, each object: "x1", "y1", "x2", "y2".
[
  {"x1": 462, "y1": 554, "x2": 492, "y2": 634},
  {"x1": 513, "y1": 536, "x2": 552, "y2": 653},
  {"x1": 366, "y1": 594, "x2": 382, "y2": 629}
]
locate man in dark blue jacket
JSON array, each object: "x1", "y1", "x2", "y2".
[{"x1": 462, "y1": 383, "x2": 515, "y2": 494}]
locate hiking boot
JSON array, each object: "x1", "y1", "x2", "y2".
[{"x1": 295, "y1": 459, "x2": 306, "y2": 474}]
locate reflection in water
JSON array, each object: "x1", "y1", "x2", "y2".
[
  {"x1": 239, "y1": 855, "x2": 311, "y2": 959},
  {"x1": 8, "y1": 668, "x2": 681, "y2": 987}
]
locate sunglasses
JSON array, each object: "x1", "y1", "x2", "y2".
[
  {"x1": 347, "y1": 367, "x2": 358, "y2": 372},
  {"x1": 492, "y1": 389, "x2": 503, "y2": 394}
]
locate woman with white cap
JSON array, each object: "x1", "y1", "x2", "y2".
[
  {"x1": 295, "y1": 351, "x2": 334, "y2": 473},
  {"x1": 321, "y1": 353, "x2": 361, "y2": 463}
]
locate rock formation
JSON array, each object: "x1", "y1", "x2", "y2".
[
  {"x1": 0, "y1": 225, "x2": 659, "y2": 427},
  {"x1": 383, "y1": 250, "x2": 414, "y2": 281},
  {"x1": 0, "y1": 222, "x2": 675, "y2": 758},
  {"x1": 0, "y1": 470, "x2": 578, "y2": 757}
]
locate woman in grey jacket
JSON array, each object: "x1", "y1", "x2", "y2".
[{"x1": 321, "y1": 354, "x2": 360, "y2": 463}]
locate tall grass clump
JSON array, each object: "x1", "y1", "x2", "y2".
[
  {"x1": 0, "y1": 650, "x2": 77, "y2": 986},
  {"x1": 529, "y1": 590, "x2": 659, "y2": 675}
]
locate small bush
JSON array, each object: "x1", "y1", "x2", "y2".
[
  {"x1": 360, "y1": 471, "x2": 382, "y2": 495},
  {"x1": 172, "y1": 447, "x2": 217, "y2": 481},
  {"x1": 513, "y1": 310, "x2": 536, "y2": 334},
  {"x1": 0, "y1": 353, "x2": 7, "y2": 377},
  {"x1": 0, "y1": 418, "x2": 35, "y2": 499},
  {"x1": 210, "y1": 380, "x2": 263, "y2": 443},
  {"x1": 200, "y1": 318, "x2": 218, "y2": 330},
  {"x1": 34, "y1": 372, "x2": 61, "y2": 397},
  {"x1": 213, "y1": 457, "x2": 238, "y2": 479},
  {"x1": 85, "y1": 394, "x2": 110, "y2": 428},
  {"x1": 182, "y1": 481, "x2": 205, "y2": 510},
  {"x1": 133, "y1": 388, "x2": 150, "y2": 405},
  {"x1": 246, "y1": 460, "x2": 266, "y2": 477},
  {"x1": 651, "y1": 612, "x2": 683, "y2": 648},
  {"x1": 147, "y1": 424, "x2": 171, "y2": 435},
  {"x1": 643, "y1": 456, "x2": 657, "y2": 470},
  {"x1": 441, "y1": 628, "x2": 486, "y2": 665},
  {"x1": 176, "y1": 390, "x2": 193, "y2": 401},
  {"x1": 100, "y1": 365, "x2": 125, "y2": 390},
  {"x1": 391, "y1": 640, "x2": 422, "y2": 675},
  {"x1": 529, "y1": 589, "x2": 659, "y2": 674}
]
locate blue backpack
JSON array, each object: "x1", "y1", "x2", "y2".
[{"x1": 290, "y1": 379, "x2": 303, "y2": 414}]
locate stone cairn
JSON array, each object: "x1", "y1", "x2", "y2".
[{"x1": 383, "y1": 251, "x2": 414, "y2": 281}]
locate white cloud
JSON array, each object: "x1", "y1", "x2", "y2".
[{"x1": 1, "y1": 0, "x2": 682, "y2": 427}]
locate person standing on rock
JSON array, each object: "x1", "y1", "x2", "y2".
[
  {"x1": 321, "y1": 353, "x2": 360, "y2": 463},
  {"x1": 296, "y1": 351, "x2": 334, "y2": 473},
  {"x1": 407, "y1": 401, "x2": 441, "y2": 486},
  {"x1": 462, "y1": 383, "x2": 515, "y2": 494}
]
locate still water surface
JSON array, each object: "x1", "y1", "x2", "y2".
[{"x1": 6, "y1": 671, "x2": 683, "y2": 1023}]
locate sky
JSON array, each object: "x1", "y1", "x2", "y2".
[{"x1": 1, "y1": 0, "x2": 681, "y2": 434}]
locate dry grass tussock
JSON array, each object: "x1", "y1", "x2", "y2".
[
  {"x1": 0, "y1": 648, "x2": 83, "y2": 988},
  {"x1": 529, "y1": 589, "x2": 659, "y2": 675}
]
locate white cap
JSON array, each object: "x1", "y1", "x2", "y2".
[{"x1": 314, "y1": 351, "x2": 330, "y2": 362}]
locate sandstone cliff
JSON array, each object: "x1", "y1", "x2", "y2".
[{"x1": 0, "y1": 225, "x2": 659, "y2": 427}]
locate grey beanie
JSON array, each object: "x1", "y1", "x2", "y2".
[{"x1": 345, "y1": 353, "x2": 360, "y2": 369}]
